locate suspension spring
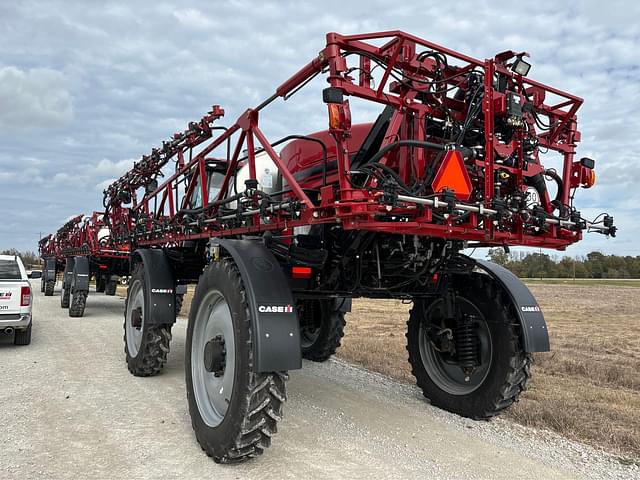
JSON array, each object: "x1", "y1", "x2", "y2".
[{"x1": 455, "y1": 314, "x2": 479, "y2": 370}]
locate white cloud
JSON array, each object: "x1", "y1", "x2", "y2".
[{"x1": 0, "y1": 66, "x2": 73, "y2": 129}]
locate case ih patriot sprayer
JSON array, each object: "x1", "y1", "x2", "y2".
[
  {"x1": 44, "y1": 31, "x2": 614, "y2": 462},
  {"x1": 38, "y1": 212, "x2": 129, "y2": 316}
]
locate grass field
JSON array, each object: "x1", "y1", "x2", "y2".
[{"x1": 338, "y1": 283, "x2": 640, "y2": 460}]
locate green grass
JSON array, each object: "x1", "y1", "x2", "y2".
[{"x1": 523, "y1": 278, "x2": 640, "y2": 287}]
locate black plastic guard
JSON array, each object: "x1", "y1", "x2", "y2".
[
  {"x1": 475, "y1": 259, "x2": 550, "y2": 352},
  {"x1": 133, "y1": 249, "x2": 177, "y2": 326},
  {"x1": 63, "y1": 257, "x2": 75, "y2": 288},
  {"x1": 43, "y1": 258, "x2": 56, "y2": 283},
  {"x1": 216, "y1": 239, "x2": 302, "y2": 373},
  {"x1": 71, "y1": 256, "x2": 90, "y2": 292}
]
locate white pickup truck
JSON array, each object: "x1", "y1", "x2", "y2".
[{"x1": 0, "y1": 254, "x2": 32, "y2": 345}]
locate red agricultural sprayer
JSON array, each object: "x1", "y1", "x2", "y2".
[
  {"x1": 45, "y1": 31, "x2": 615, "y2": 462},
  {"x1": 39, "y1": 212, "x2": 129, "y2": 316}
]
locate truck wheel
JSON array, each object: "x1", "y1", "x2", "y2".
[
  {"x1": 124, "y1": 265, "x2": 171, "y2": 376},
  {"x1": 175, "y1": 293, "x2": 184, "y2": 315},
  {"x1": 298, "y1": 299, "x2": 345, "y2": 362},
  {"x1": 69, "y1": 290, "x2": 87, "y2": 317},
  {"x1": 186, "y1": 259, "x2": 287, "y2": 463},
  {"x1": 105, "y1": 279, "x2": 117, "y2": 296},
  {"x1": 44, "y1": 279, "x2": 55, "y2": 296},
  {"x1": 60, "y1": 282, "x2": 70, "y2": 308},
  {"x1": 406, "y1": 274, "x2": 531, "y2": 419},
  {"x1": 14, "y1": 323, "x2": 32, "y2": 346},
  {"x1": 96, "y1": 275, "x2": 106, "y2": 293}
]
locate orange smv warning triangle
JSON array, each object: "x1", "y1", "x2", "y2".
[{"x1": 431, "y1": 150, "x2": 472, "y2": 201}]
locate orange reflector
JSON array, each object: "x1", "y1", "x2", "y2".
[
  {"x1": 292, "y1": 266, "x2": 312, "y2": 279},
  {"x1": 431, "y1": 150, "x2": 473, "y2": 201},
  {"x1": 583, "y1": 169, "x2": 596, "y2": 188}
]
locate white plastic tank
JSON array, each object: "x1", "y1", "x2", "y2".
[{"x1": 228, "y1": 151, "x2": 282, "y2": 208}]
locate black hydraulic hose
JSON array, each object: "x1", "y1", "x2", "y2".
[{"x1": 365, "y1": 140, "x2": 472, "y2": 166}]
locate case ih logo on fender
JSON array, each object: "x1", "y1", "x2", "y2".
[
  {"x1": 258, "y1": 304, "x2": 294, "y2": 313},
  {"x1": 151, "y1": 288, "x2": 174, "y2": 294},
  {"x1": 521, "y1": 305, "x2": 541, "y2": 312}
]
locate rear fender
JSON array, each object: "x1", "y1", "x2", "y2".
[
  {"x1": 63, "y1": 258, "x2": 75, "y2": 288},
  {"x1": 214, "y1": 239, "x2": 302, "y2": 373},
  {"x1": 475, "y1": 259, "x2": 550, "y2": 352},
  {"x1": 71, "y1": 256, "x2": 90, "y2": 292},
  {"x1": 131, "y1": 249, "x2": 176, "y2": 326},
  {"x1": 43, "y1": 258, "x2": 56, "y2": 282}
]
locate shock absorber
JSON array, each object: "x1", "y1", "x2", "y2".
[{"x1": 455, "y1": 313, "x2": 479, "y2": 372}]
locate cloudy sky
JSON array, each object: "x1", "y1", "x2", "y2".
[{"x1": 0, "y1": 0, "x2": 638, "y2": 257}]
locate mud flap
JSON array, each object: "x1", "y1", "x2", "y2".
[
  {"x1": 475, "y1": 259, "x2": 550, "y2": 352},
  {"x1": 63, "y1": 257, "x2": 75, "y2": 289},
  {"x1": 43, "y1": 258, "x2": 56, "y2": 283},
  {"x1": 214, "y1": 239, "x2": 302, "y2": 373},
  {"x1": 132, "y1": 249, "x2": 177, "y2": 326},
  {"x1": 71, "y1": 256, "x2": 90, "y2": 292}
]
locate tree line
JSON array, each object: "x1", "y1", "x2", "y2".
[
  {"x1": 486, "y1": 249, "x2": 640, "y2": 279},
  {"x1": 1, "y1": 249, "x2": 41, "y2": 268}
]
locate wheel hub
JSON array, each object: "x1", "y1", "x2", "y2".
[
  {"x1": 131, "y1": 306, "x2": 143, "y2": 329},
  {"x1": 204, "y1": 335, "x2": 226, "y2": 377}
]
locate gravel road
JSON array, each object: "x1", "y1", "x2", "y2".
[{"x1": 0, "y1": 284, "x2": 637, "y2": 479}]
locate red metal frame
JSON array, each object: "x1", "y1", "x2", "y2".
[{"x1": 101, "y1": 31, "x2": 596, "y2": 251}]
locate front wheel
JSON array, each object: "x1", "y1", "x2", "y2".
[
  {"x1": 186, "y1": 259, "x2": 287, "y2": 463},
  {"x1": 124, "y1": 265, "x2": 171, "y2": 376},
  {"x1": 406, "y1": 274, "x2": 531, "y2": 419}
]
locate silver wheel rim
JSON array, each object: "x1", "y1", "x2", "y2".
[
  {"x1": 191, "y1": 289, "x2": 236, "y2": 428},
  {"x1": 418, "y1": 298, "x2": 493, "y2": 395},
  {"x1": 125, "y1": 279, "x2": 144, "y2": 357}
]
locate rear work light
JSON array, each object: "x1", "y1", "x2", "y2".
[{"x1": 21, "y1": 286, "x2": 31, "y2": 306}]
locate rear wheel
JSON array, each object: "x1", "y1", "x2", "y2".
[
  {"x1": 69, "y1": 289, "x2": 87, "y2": 317},
  {"x1": 298, "y1": 299, "x2": 345, "y2": 362},
  {"x1": 44, "y1": 279, "x2": 55, "y2": 296},
  {"x1": 175, "y1": 293, "x2": 184, "y2": 315},
  {"x1": 186, "y1": 259, "x2": 287, "y2": 463},
  {"x1": 105, "y1": 279, "x2": 117, "y2": 296},
  {"x1": 124, "y1": 265, "x2": 171, "y2": 376},
  {"x1": 14, "y1": 323, "x2": 32, "y2": 346},
  {"x1": 96, "y1": 275, "x2": 106, "y2": 293},
  {"x1": 60, "y1": 282, "x2": 70, "y2": 308},
  {"x1": 406, "y1": 274, "x2": 531, "y2": 419}
]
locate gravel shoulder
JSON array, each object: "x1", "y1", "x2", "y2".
[{"x1": 0, "y1": 284, "x2": 637, "y2": 479}]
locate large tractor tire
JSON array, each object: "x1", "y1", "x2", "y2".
[
  {"x1": 44, "y1": 279, "x2": 55, "y2": 296},
  {"x1": 406, "y1": 273, "x2": 531, "y2": 420},
  {"x1": 69, "y1": 290, "x2": 87, "y2": 317},
  {"x1": 105, "y1": 279, "x2": 117, "y2": 296},
  {"x1": 60, "y1": 281, "x2": 70, "y2": 308},
  {"x1": 175, "y1": 293, "x2": 184, "y2": 316},
  {"x1": 298, "y1": 299, "x2": 346, "y2": 362},
  {"x1": 186, "y1": 259, "x2": 287, "y2": 463},
  {"x1": 124, "y1": 265, "x2": 172, "y2": 376},
  {"x1": 96, "y1": 275, "x2": 106, "y2": 293}
]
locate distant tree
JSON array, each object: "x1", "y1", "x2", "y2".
[{"x1": 486, "y1": 248, "x2": 509, "y2": 266}]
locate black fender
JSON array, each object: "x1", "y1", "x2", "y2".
[
  {"x1": 215, "y1": 239, "x2": 302, "y2": 373},
  {"x1": 131, "y1": 249, "x2": 177, "y2": 326},
  {"x1": 71, "y1": 256, "x2": 90, "y2": 292},
  {"x1": 43, "y1": 258, "x2": 56, "y2": 283},
  {"x1": 475, "y1": 259, "x2": 550, "y2": 352},
  {"x1": 63, "y1": 257, "x2": 75, "y2": 288}
]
